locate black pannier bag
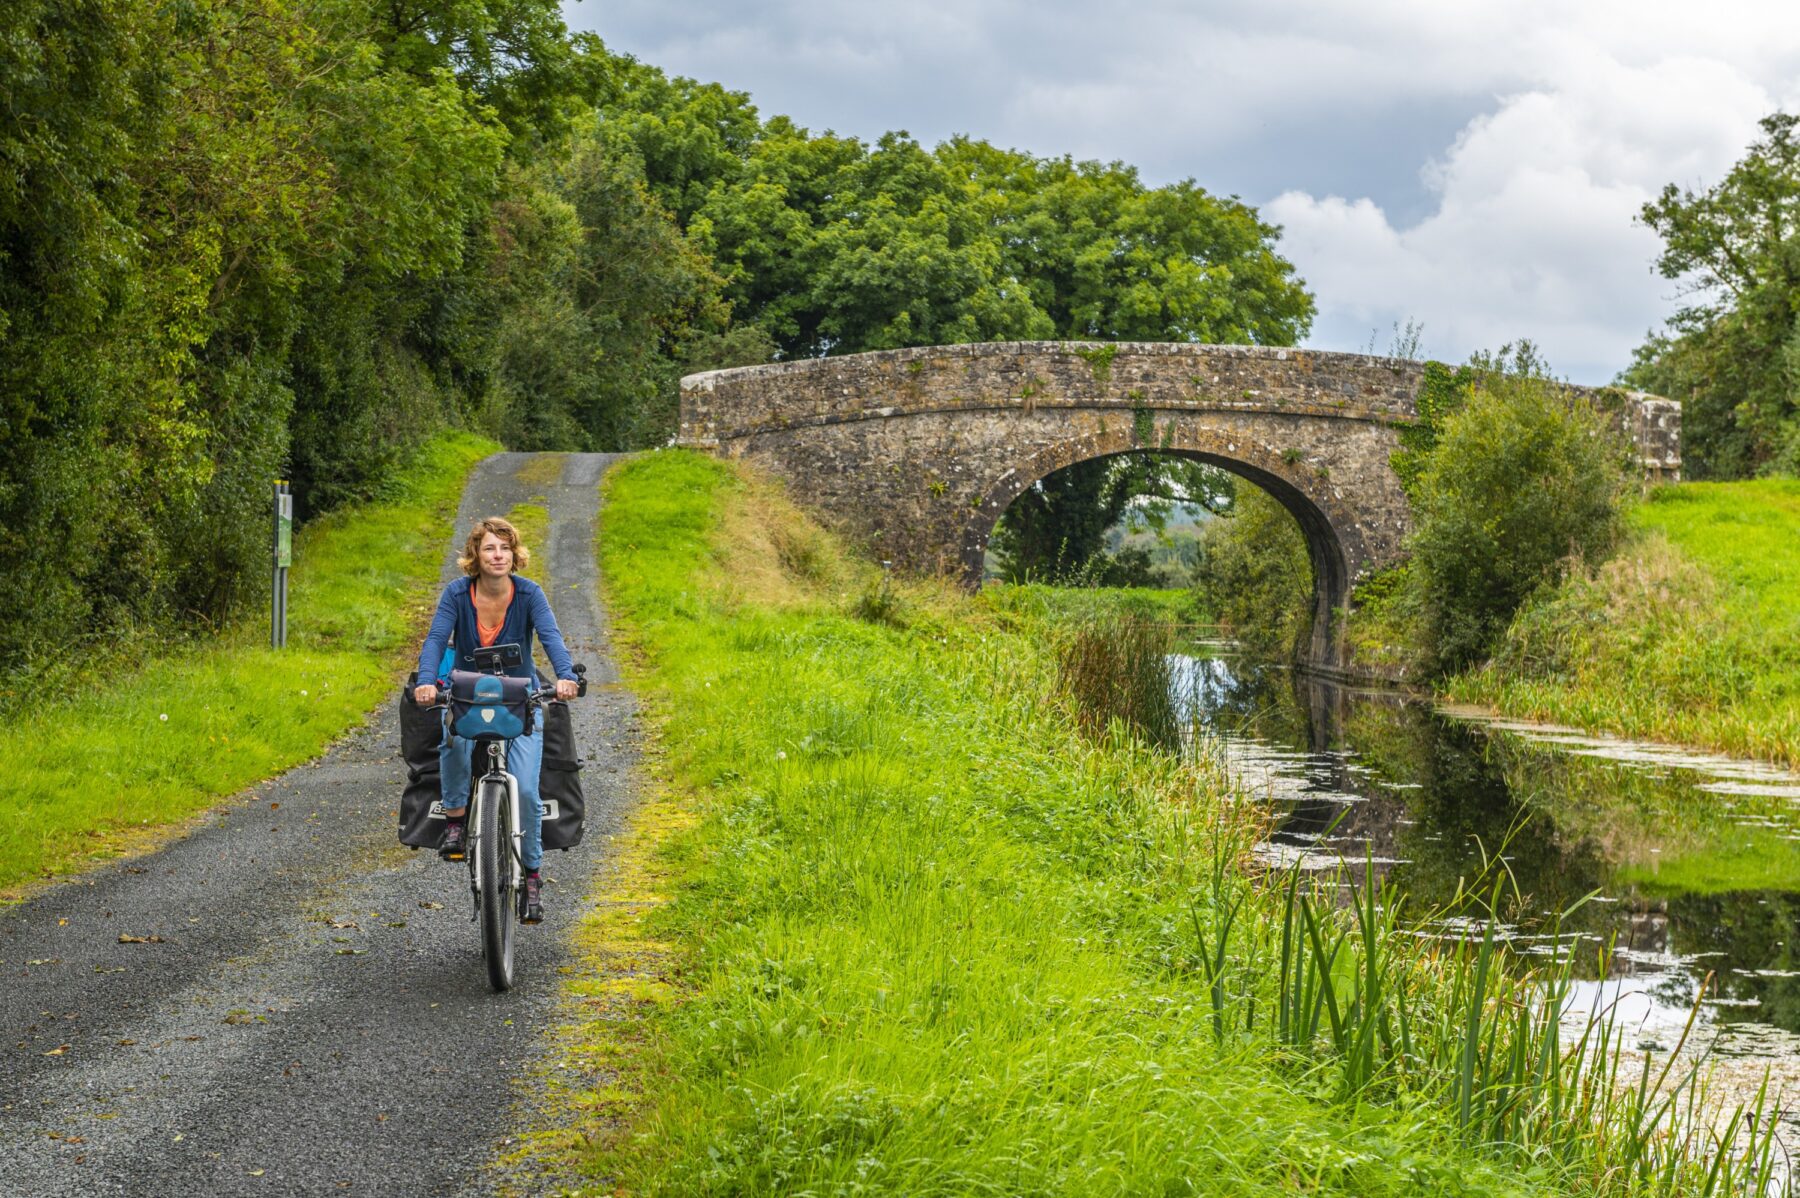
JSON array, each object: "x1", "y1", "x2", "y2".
[
  {"x1": 398, "y1": 672, "x2": 448, "y2": 849},
  {"x1": 539, "y1": 697, "x2": 587, "y2": 851}
]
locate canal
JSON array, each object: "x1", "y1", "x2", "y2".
[{"x1": 1173, "y1": 645, "x2": 1800, "y2": 1072}]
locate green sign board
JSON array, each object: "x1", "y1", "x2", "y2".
[{"x1": 276, "y1": 492, "x2": 293, "y2": 568}]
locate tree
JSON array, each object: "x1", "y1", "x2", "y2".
[
  {"x1": 1193, "y1": 487, "x2": 1313, "y2": 658},
  {"x1": 994, "y1": 456, "x2": 1235, "y2": 582},
  {"x1": 1625, "y1": 113, "x2": 1800, "y2": 478},
  {"x1": 0, "y1": 0, "x2": 602, "y2": 671}
]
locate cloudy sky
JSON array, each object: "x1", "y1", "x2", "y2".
[{"x1": 564, "y1": 1, "x2": 1800, "y2": 384}]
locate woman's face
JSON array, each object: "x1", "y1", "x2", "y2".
[{"x1": 478, "y1": 532, "x2": 514, "y2": 578}]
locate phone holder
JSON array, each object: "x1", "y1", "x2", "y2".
[{"x1": 470, "y1": 642, "x2": 523, "y2": 673}]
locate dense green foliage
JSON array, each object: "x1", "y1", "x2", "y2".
[
  {"x1": 0, "y1": 0, "x2": 627, "y2": 671},
  {"x1": 586, "y1": 450, "x2": 1779, "y2": 1196},
  {"x1": 1624, "y1": 113, "x2": 1800, "y2": 479},
  {"x1": 2, "y1": 5, "x2": 1313, "y2": 674},
  {"x1": 597, "y1": 78, "x2": 1317, "y2": 359},
  {"x1": 1451, "y1": 479, "x2": 1800, "y2": 766},
  {"x1": 1409, "y1": 365, "x2": 1631, "y2": 672},
  {"x1": 2, "y1": 430, "x2": 493, "y2": 893},
  {"x1": 1389, "y1": 360, "x2": 1480, "y2": 498},
  {"x1": 993, "y1": 458, "x2": 1235, "y2": 582},
  {"x1": 1193, "y1": 487, "x2": 1315, "y2": 657}
]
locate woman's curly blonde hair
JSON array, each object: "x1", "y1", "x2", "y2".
[{"x1": 458, "y1": 516, "x2": 531, "y2": 577}]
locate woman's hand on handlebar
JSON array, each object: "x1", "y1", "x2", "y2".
[
  {"x1": 414, "y1": 684, "x2": 440, "y2": 706},
  {"x1": 554, "y1": 678, "x2": 579, "y2": 701}
]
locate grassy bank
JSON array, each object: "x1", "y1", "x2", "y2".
[
  {"x1": 572, "y1": 451, "x2": 1773, "y2": 1196},
  {"x1": 984, "y1": 582, "x2": 1204, "y2": 626},
  {"x1": 1448, "y1": 480, "x2": 1800, "y2": 768},
  {"x1": 0, "y1": 431, "x2": 498, "y2": 896}
]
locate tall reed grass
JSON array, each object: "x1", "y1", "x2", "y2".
[
  {"x1": 1057, "y1": 616, "x2": 1179, "y2": 748},
  {"x1": 1064, "y1": 609, "x2": 1788, "y2": 1195},
  {"x1": 1234, "y1": 855, "x2": 1783, "y2": 1195}
]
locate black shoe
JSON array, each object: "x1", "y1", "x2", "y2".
[
  {"x1": 438, "y1": 819, "x2": 467, "y2": 861},
  {"x1": 520, "y1": 873, "x2": 544, "y2": 924}
]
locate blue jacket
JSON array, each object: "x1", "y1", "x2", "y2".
[{"x1": 416, "y1": 575, "x2": 576, "y2": 685}]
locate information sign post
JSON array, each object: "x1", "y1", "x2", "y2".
[{"x1": 272, "y1": 481, "x2": 292, "y2": 649}]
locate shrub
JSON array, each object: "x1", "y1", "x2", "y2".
[
  {"x1": 1410, "y1": 373, "x2": 1630, "y2": 673},
  {"x1": 1192, "y1": 487, "x2": 1314, "y2": 660}
]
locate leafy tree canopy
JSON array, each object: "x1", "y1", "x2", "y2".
[
  {"x1": 1, "y1": 16, "x2": 1315, "y2": 673},
  {"x1": 1624, "y1": 112, "x2": 1800, "y2": 478}
]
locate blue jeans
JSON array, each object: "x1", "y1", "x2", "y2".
[{"x1": 440, "y1": 720, "x2": 545, "y2": 871}]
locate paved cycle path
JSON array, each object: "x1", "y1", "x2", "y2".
[{"x1": 0, "y1": 453, "x2": 638, "y2": 1197}]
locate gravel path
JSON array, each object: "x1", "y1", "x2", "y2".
[{"x1": 0, "y1": 452, "x2": 639, "y2": 1197}]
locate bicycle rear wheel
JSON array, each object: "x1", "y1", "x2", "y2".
[{"x1": 476, "y1": 779, "x2": 517, "y2": 992}]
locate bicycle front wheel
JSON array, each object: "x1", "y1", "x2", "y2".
[{"x1": 476, "y1": 779, "x2": 516, "y2": 992}]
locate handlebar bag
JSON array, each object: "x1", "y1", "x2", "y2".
[{"x1": 448, "y1": 670, "x2": 533, "y2": 741}]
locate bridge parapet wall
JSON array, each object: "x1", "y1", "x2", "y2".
[
  {"x1": 680, "y1": 341, "x2": 1680, "y2": 476},
  {"x1": 680, "y1": 342, "x2": 1427, "y2": 444}
]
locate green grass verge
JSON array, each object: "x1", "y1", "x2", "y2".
[
  {"x1": 982, "y1": 581, "x2": 1206, "y2": 626},
  {"x1": 1, "y1": 430, "x2": 498, "y2": 895},
  {"x1": 1448, "y1": 479, "x2": 1800, "y2": 767},
  {"x1": 578, "y1": 451, "x2": 1763, "y2": 1197}
]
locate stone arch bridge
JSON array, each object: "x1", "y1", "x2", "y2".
[{"x1": 677, "y1": 342, "x2": 1680, "y2": 668}]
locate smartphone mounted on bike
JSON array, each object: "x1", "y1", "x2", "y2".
[{"x1": 468, "y1": 642, "x2": 523, "y2": 673}]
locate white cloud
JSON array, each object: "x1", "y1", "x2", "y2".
[
  {"x1": 1271, "y1": 47, "x2": 1795, "y2": 380},
  {"x1": 569, "y1": 0, "x2": 1800, "y2": 382}
]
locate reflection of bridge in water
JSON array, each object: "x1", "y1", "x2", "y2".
[{"x1": 681, "y1": 343, "x2": 1681, "y2": 668}]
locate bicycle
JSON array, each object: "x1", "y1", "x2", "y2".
[{"x1": 436, "y1": 642, "x2": 586, "y2": 992}]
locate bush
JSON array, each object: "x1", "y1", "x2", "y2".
[
  {"x1": 1410, "y1": 373, "x2": 1630, "y2": 673},
  {"x1": 1192, "y1": 487, "x2": 1314, "y2": 659}
]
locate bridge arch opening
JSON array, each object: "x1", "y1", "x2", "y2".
[{"x1": 966, "y1": 442, "x2": 1351, "y2": 668}]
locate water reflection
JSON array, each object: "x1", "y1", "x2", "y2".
[{"x1": 1174, "y1": 647, "x2": 1800, "y2": 1062}]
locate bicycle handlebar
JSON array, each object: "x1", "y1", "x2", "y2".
[{"x1": 419, "y1": 661, "x2": 587, "y2": 705}]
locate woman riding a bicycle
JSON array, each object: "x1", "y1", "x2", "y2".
[{"x1": 413, "y1": 517, "x2": 578, "y2": 924}]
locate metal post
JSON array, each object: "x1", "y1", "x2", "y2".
[{"x1": 272, "y1": 481, "x2": 292, "y2": 649}]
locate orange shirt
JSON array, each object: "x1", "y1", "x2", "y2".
[{"x1": 473, "y1": 579, "x2": 514, "y2": 647}]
